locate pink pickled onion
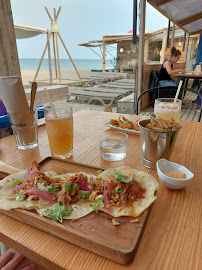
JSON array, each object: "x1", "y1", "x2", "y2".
[
  {"x1": 77, "y1": 175, "x2": 93, "y2": 193},
  {"x1": 12, "y1": 180, "x2": 27, "y2": 193},
  {"x1": 24, "y1": 189, "x2": 54, "y2": 202},
  {"x1": 105, "y1": 183, "x2": 116, "y2": 189},
  {"x1": 27, "y1": 167, "x2": 37, "y2": 179},
  {"x1": 90, "y1": 180, "x2": 96, "y2": 186},
  {"x1": 104, "y1": 187, "x2": 111, "y2": 211}
]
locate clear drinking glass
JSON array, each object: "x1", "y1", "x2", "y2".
[
  {"x1": 99, "y1": 131, "x2": 128, "y2": 161},
  {"x1": 44, "y1": 104, "x2": 73, "y2": 159},
  {"x1": 9, "y1": 108, "x2": 38, "y2": 150},
  {"x1": 154, "y1": 98, "x2": 182, "y2": 123}
]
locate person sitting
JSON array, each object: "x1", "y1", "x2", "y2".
[{"x1": 158, "y1": 47, "x2": 186, "y2": 87}]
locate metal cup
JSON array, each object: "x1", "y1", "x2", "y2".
[{"x1": 139, "y1": 119, "x2": 182, "y2": 169}]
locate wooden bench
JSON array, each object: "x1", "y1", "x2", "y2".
[{"x1": 25, "y1": 85, "x2": 69, "y2": 105}]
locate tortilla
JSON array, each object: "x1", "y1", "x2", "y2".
[
  {"x1": 0, "y1": 170, "x2": 59, "y2": 210},
  {"x1": 97, "y1": 166, "x2": 159, "y2": 217}
]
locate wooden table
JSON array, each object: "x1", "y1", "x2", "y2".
[
  {"x1": 172, "y1": 71, "x2": 202, "y2": 90},
  {"x1": 0, "y1": 110, "x2": 202, "y2": 270}
]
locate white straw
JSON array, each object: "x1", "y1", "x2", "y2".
[
  {"x1": 44, "y1": 88, "x2": 57, "y2": 117},
  {"x1": 173, "y1": 80, "x2": 183, "y2": 106}
]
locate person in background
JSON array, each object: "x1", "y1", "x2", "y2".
[{"x1": 158, "y1": 47, "x2": 186, "y2": 87}]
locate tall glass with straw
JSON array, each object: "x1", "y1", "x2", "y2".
[
  {"x1": 44, "y1": 88, "x2": 73, "y2": 159},
  {"x1": 154, "y1": 81, "x2": 183, "y2": 123}
]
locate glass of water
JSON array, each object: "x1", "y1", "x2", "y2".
[{"x1": 99, "y1": 131, "x2": 128, "y2": 161}]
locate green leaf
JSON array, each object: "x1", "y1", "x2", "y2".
[
  {"x1": 13, "y1": 179, "x2": 23, "y2": 187},
  {"x1": 92, "y1": 203, "x2": 98, "y2": 214},
  {"x1": 97, "y1": 170, "x2": 103, "y2": 175},
  {"x1": 65, "y1": 183, "x2": 73, "y2": 192},
  {"x1": 115, "y1": 172, "x2": 132, "y2": 183},
  {"x1": 44, "y1": 203, "x2": 73, "y2": 223},
  {"x1": 73, "y1": 183, "x2": 78, "y2": 190},
  {"x1": 125, "y1": 118, "x2": 133, "y2": 124},
  {"x1": 48, "y1": 184, "x2": 61, "y2": 193}
]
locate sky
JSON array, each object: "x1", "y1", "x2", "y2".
[{"x1": 11, "y1": 0, "x2": 168, "y2": 60}]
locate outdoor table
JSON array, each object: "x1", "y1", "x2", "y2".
[
  {"x1": 172, "y1": 71, "x2": 202, "y2": 91},
  {"x1": 0, "y1": 110, "x2": 201, "y2": 270}
]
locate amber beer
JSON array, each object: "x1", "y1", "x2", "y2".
[
  {"x1": 154, "y1": 98, "x2": 182, "y2": 123},
  {"x1": 45, "y1": 104, "x2": 73, "y2": 159}
]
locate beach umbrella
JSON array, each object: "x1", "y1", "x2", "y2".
[{"x1": 128, "y1": 30, "x2": 133, "y2": 33}]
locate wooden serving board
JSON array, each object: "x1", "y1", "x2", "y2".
[{"x1": 0, "y1": 157, "x2": 152, "y2": 265}]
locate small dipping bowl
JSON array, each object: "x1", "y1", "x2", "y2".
[{"x1": 156, "y1": 159, "x2": 194, "y2": 190}]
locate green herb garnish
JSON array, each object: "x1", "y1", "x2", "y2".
[
  {"x1": 78, "y1": 190, "x2": 90, "y2": 199},
  {"x1": 125, "y1": 118, "x2": 133, "y2": 124},
  {"x1": 92, "y1": 203, "x2": 98, "y2": 214},
  {"x1": 73, "y1": 183, "x2": 78, "y2": 190},
  {"x1": 16, "y1": 190, "x2": 26, "y2": 201},
  {"x1": 115, "y1": 172, "x2": 132, "y2": 183},
  {"x1": 44, "y1": 202, "x2": 73, "y2": 223},
  {"x1": 48, "y1": 184, "x2": 61, "y2": 193},
  {"x1": 114, "y1": 186, "x2": 123, "y2": 193},
  {"x1": 13, "y1": 179, "x2": 23, "y2": 187},
  {"x1": 65, "y1": 183, "x2": 73, "y2": 192}
]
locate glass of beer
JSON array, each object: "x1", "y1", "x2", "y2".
[
  {"x1": 154, "y1": 98, "x2": 182, "y2": 122},
  {"x1": 44, "y1": 104, "x2": 73, "y2": 159}
]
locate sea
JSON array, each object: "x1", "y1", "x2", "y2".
[{"x1": 19, "y1": 59, "x2": 112, "y2": 70}]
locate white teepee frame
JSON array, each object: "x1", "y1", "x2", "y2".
[{"x1": 33, "y1": 7, "x2": 83, "y2": 85}]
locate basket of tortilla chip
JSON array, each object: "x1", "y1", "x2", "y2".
[{"x1": 0, "y1": 162, "x2": 159, "y2": 222}]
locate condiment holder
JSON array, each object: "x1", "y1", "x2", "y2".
[{"x1": 156, "y1": 159, "x2": 194, "y2": 190}]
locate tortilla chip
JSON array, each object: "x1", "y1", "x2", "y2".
[
  {"x1": 0, "y1": 170, "x2": 58, "y2": 210},
  {"x1": 98, "y1": 166, "x2": 159, "y2": 217}
]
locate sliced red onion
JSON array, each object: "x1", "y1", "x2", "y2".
[
  {"x1": 90, "y1": 180, "x2": 96, "y2": 186},
  {"x1": 105, "y1": 183, "x2": 116, "y2": 189},
  {"x1": 12, "y1": 180, "x2": 27, "y2": 193},
  {"x1": 77, "y1": 175, "x2": 93, "y2": 193},
  {"x1": 24, "y1": 189, "x2": 54, "y2": 202},
  {"x1": 27, "y1": 167, "x2": 37, "y2": 179}
]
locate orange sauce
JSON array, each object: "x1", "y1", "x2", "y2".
[{"x1": 163, "y1": 171, "x2": 186, "y2": 179}]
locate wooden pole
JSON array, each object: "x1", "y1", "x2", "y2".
[
  {"x1": 57, "y1": 31, "x2": 83, "y2": 81},
  {"x1": 56, "y1": 7, "x2": 61, "y2": 20},
  {"x1": 171, "y1": 23, "x2": 175, "y2": 48},
  {"x1": 47, "y1": 31, "x2": 53, "y2": 85},
  {"x1": 144, "y1": 37, "x2": 149, "y2": 64},
  {"x1": 33, "y1": 31, "x2": 52, "y2": 81},
  {"x1": 0, "y1": 0, "x2": 21, "y2": 76},
  {"x1": 52, "y1": 33, "x2": 58, "y2": 79},
  {"x1": 160, "y1": 32, "x2": 168, "y2": 64},
  {"x1": 103, "y1": 41, "x2": 106, "y2": 72},
  {"x1": 56, "y1": 33, "x2": 61, "y2": 82},
  {"x1": 45, "y1": 7, "x2": 53, "y2": 22},
  {"x1": 137, "y1": 0, "x2": 146, "y2": 100},
  {"x1": 184, "y1": 33, "x2": 190, "y2": 63}
]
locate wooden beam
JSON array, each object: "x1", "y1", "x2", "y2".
[
  {"x1": 160, "y1": 32, "x2": 168, "y2": 64},
  {"x1": 171, "y1": 24, "x2": 175, "y2": 48},
  {"x1": 57, "y1": 32, "x2": 83, "y2": 81},
  {"x1": 156, "y1": 0, "x2": 174, "y2": 6},
  {"x1": 52, "y1": 33, "x2": 58, "y2": 79},
  {"x1": 103, "y1": 41, "x2": 106, "y2": 72},
  {"x1": 176, "y1": 12, "x2": 202, "y2": 26},
  {"x1": 137, "y1": 0, "x2": 146, "y2": 101},
  {"x1": 45, "y1": 7, "x2": 53, "y2": 22},
  {"x1": 56, "y1": 33, "x2": 61, "y2": 82},
  {"x1": 0, "y1": 0, "x2": 21, "y2": 76},
  {"x1": 47, "y1": 31, "x2": 53, "y2": 85},
  {"x1": 56, "y1": 7, "x2": 61, "y2": 21},
  {"x1": 184, "y1": 33, "x2": 190, "y2": 63},
  {"x1": 144, "y1": 37, "x2": 149, "y2": 64}
]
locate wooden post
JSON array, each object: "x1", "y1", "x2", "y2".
[
  {"x1": 184, "y1": 33, "x2": 190, "y2": 63},
  {"x1": 171, "y1": 23, "x2": 175, "y2": 48},
  {"x1": 52, "y1": 33, "x2": 58, "y2": 79},
  {"x1": 0, "y1": 0, "x2": 21, "y2": 76},
  {"x1": 144, "y1": 37, "x2": 149, "y2": 64},
  {"x1": 160, "y1": 32, "x2": 168, "y2": 64},
  {"x1": 57, "y1": 32, "x2": 83, "y2": 81},
  {"x1": 103, "y1": 41, "x2": 106, "y2": 72},
  {"x1": 33, "y1": 31, "x2": 52, "y2": 82},
  {"x1": 56, "y1": 33, "x2": 61, "y2": 82},
  {"x1": 137, "y1": 0, "x2": 146, "y2": 100},
  {"x1": 47, "y1": 31, "x2": 53, "y2": 85}
]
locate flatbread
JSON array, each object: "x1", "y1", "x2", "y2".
[
  {"x1": 97, "y1": 166, "x2": 159, "y2": 217},
  {"x1": 0, "y1": 170, "x2": 58, "y2": 210}
]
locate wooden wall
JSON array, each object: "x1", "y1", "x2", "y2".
[{"x1": 117, "y1": 40, "x2": 139, "y2": 68}]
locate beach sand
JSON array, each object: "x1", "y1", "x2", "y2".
[{"x1": 21, "y1": 68, "x2": 129, "y2": 113}]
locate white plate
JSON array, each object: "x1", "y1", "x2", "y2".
[{"x1": 105, "y1": 123, "x2": 140, "y2": 135}]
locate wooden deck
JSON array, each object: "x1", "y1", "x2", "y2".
[{"x1": 138, "y1": 91, "x2": 201, "y2": 122}]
